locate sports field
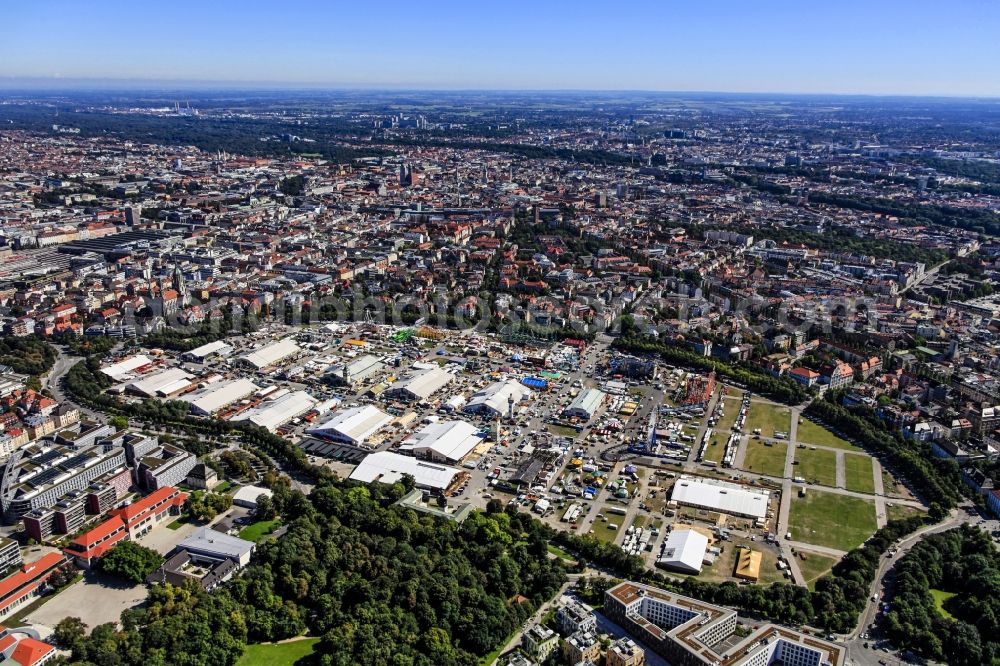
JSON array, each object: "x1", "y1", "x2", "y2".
[
  {"x1": 796, "y1": 417, "x2": 862, "y2": 451},
  {"x1": 843, "y1": 453, "x2": 875, "y2": 493},
  {"x1": 745, "y1": 403, "x2": 791, "y2": 438},
  {"x1": 788, "y1": 490, "x2": 877, "y2": 551},
  {"x1": 742, "y1": 439, "x2": 787, "y2": 478},
  {"x1": 236, "y1": 638, "x2": 320, "y2": 666},
  {"x1": 794, "y1": 447, "x2": 837, "y2": 486}
]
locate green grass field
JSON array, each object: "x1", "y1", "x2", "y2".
[
  {"x1": 930, "y1": 589, "x2": 957, "y2": 620},
  {"x1": 548, "y1": 425, "x2": 579, "y2": 438},
  {"x1": 742, "y1": 440, "x2": 788, "y2": 478},
  {"x1": 796, "y1": 551, "x2": 840, "y2": 590},
  {"x1": 239, "y1": 519, "x2": 281, "y2": 543},
  {"x1": 843, "y1": 453, "x2": 876, "y2": 493},
  {"x1": 546, "y1": 543, "x2": 574, "y2": 561},
  {"x1": 887, "y1": 503, "x2": 927, "y2": 522},
  {"x1": 794, "y1": 447, "x2": 837, "y2": 487},
  {"x1": 796, "y1": 417, "x2": 862, "y2": 451},
  {"x1": 788, "y1": 491, "x2": 877, "y2": 552},
  {"x1": 715, "y1": 398, "x2": 742, "y2": 432},
  {"x1": 589, "y1": 519, "x2": 623, "y2": 543},
  {"x1": 745, "y1": 403, "x2": 791, "y2": 438},
  {"x1": 166, "y1": 516, "x2": 191, "y2": 530},
  {"x1": 236, "y1": 638, "x2": 319, "y2": 666},
  {"x1": 701, "y1": 433, "x2": 727, "y2": 463}
]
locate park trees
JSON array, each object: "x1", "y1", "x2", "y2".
[{"x1": 99, "y1": 541, "x2": 164, "y2": 584}]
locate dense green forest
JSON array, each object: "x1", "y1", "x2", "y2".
[
  {"x1": 0, "y1": 336, "x2": 56, "y2": 377},
  {"x1": 59, "y1": 480, "x2": 566, "y2": 666},
  {"x1": 881, "y1": 526, "x2": 1000, "y2": 665}
]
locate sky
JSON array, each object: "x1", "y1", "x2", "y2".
[{"x1": 2, "y1": 0, "x2": 999, "y2": 96}]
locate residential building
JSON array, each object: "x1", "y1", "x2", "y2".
[
  {"x1": 0, "y1": 553, "x2": 67, "y2": 620},
  {"x1": 603, "y1": 581, "x2": 845, "y2": 666}
]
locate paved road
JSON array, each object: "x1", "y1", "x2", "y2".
[
  {"x1": 44, "y1": 347, "x2": 101, "y2": 419},
  {"x1": 842, "y1": 506, "x2": 982, "y2": 666}
]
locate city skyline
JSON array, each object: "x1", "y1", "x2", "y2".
[{"x1": 3, "y1": 0, "x2": 1000, "y2": 96}]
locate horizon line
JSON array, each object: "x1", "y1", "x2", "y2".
[{"x1": 0, "y1": 76, "x2": 998, "y2": 100}]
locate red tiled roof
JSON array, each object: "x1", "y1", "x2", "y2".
[
  {"x1": 109, "y1": 486, "x2": 186, "y2": 526},
  {"x1": 10, "y1": 637, "x2": 55, "y2": 666},
  {"x1": 75, "y1": 516, "x2": 125, "y2": 546},
  {"x1": 0, "y1": 633, "x2": 17, "y2": 652},
  {"x1": 0, "y1": 552, "x2": 65, "y2": 603}
]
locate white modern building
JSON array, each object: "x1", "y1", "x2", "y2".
[
  {"x1": 464, "y1": 380, "x2": 531, "y2": 417},
  {"x1": 669, "y1": 475, "x2": 769, "y2": 520},
  {"x1": 604, "y1": 581, "x2": 845, "y2": 666},
  {"x1": 232, "y1": 485, "x2": 273, "y2": 510},
  {"x1": 384, "y1": 365, "x2": 454, "y2": 402},
  {"x1": 230, "y1": 390, "x2": 317, "y2": 431},
  {"x1": 182, "y1": 378, "x2": 260, "y2": 416},
  {"x1": 349, "y1": 451, "x2": 462, "y2": 492},
  {"x1": 177, "y1": 527, "x2": 255, "y2": 568},
  {"x1": 306, "y1": 405, "x2": 393, "y2": 447},
  {"x1": 399, "y1": 420, "x2": 484, "y2": 464},
  {"x1": 237, "y1": 338, "x2": 301, "y2": 370},
  {"x1": 656, "y1": 528, "x2": 709, "y2": 574}
]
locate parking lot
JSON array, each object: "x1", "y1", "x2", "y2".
[{"x1": 22, "y1": 570, "x2": 148, "y2": 629}]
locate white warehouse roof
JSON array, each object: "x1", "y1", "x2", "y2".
[
  {"x1": 101, "y1": 355, "x2": 153, "y2": 381},
  {"x1": 386, "y1": 366, "x2": 454, "y2": 401},
  {"x1": 399, "y1": 420, "x2": 484, "y2": 463},
  {"x1": 232, "y1": 484, "x2": 273, "y2": 508},
  {"x1": 564, "y1": 388, "x2": 605, "y2": 419},
  {"x1": 670, "y1": 476, "x2": 769, "y2": 519},
  {"x1": 306, "y1": 405, "x2": 393, "y2": 446},
  {"x1": 465, "y1": 380, "x2": 531, "y2": 415},
  {"x1": 657, "y1": 528, "x2": 709, "y2": 574},
  {"x1": 185, "y1": 340, "x2": 234, "y2": 360},
  {"x1": 349, "y1": 451, "x2": 461, "y2": 491},
  {"x1": 230, "y1": 390, "x2": 317, "y2": 431},
  {"x1": 325, "y1": 354, "x2": 385, "y2": 383},
  {"x1": 125, "y1": 367, "x2": 195, "y2": 397},
  {"x1": 239, "y1": 338, "x2": 301, "y2": 369},
  {"x1": 182, "y1": 378, "x2": 260, "y2": 416}
]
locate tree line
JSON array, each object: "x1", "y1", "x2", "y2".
[
  {"x1": 0, "y1": 335, "x2": 56, "y2": 377},
  {"x1": 881, "y1": 525, "x2": 1000, "y2": 665},
  {"x1": 57, "y1": 479, "x2": 567, "y2": 666},
  {"x1": 805, "y1": 397, "x2": 966, "y2": 516},
  {"x1": 552, "y1": 514, "x2": 927, "y2": 633},
  {"x1": 613, "y1": 336, "x2": 811, "y2": 404}
]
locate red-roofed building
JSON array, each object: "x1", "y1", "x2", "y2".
[
  {"x1": 0, "y1": 553, "x2": 67, "y2": 620},
  {"x1": 110, "y1": 486, "x2": 187, "y2": 538},
  {"x1": 65, "y1": 486, "x2": 187, "y2": 568},
  {"x1": 788, "y1": 366, "x2": 820, "y2": 387},
  {"x1": 64, "y1": 516, "x2": 127, "y2": 569},
  {"x1": 0, "y1": 629, "x2": 56, "y2": 666},
  {"x1": 8, "y1": 636, "x2": 56, "y2": 666}
]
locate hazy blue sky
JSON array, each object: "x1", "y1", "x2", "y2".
[{"x1": 2, "y1": 0, "x2": 998, "y2": 95}]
